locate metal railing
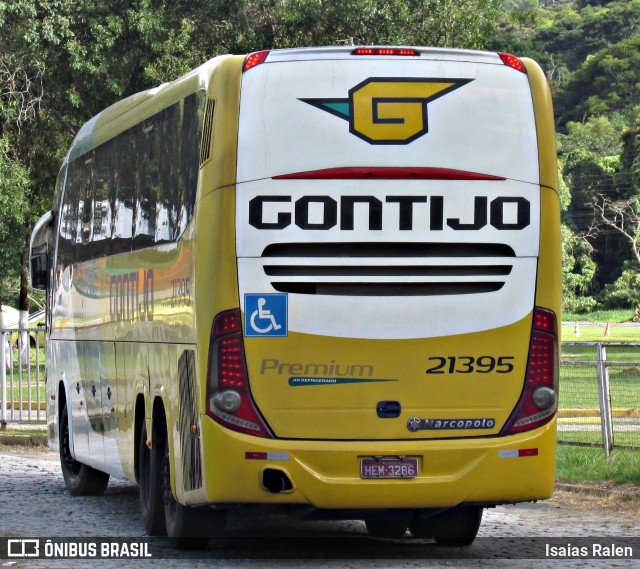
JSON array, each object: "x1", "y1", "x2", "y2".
[
  {"x1": 559, "y1": 342, "x2": 640, "y2": 455},
  {"x1": 0, "y1": 327, "x2": 46, "y2": 427},
  {"x1": 2, "y1": 333, "x2": 639, "y2": 456}
]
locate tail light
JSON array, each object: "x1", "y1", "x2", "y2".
[
  {"x1": 498, "y1": 52, "x2": 527, "y2": 74},
  {"x1": 243, "y1": 50, "x2": 270, "y2": 72},
  {"x1": 206, "y1": 309, "x2": 273, "y2": 438},
  {"x1": 501, "y1": 307, "x2": 558, "y2": 434}
]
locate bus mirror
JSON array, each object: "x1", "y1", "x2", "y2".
[{"x1": 30, "y1": 211, "x2": 54, "y2": 291}]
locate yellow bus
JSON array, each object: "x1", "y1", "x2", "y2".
[{"x1": 31, "y1": 46, "x2": 561, "y2": 548}]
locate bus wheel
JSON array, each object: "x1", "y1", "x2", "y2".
[
  {"x1": 59, "y1": 403, "x2": 109, "y2": 496},
  {"x1": 138, "y1": 421, "x2": 167, "y2": 536},
  {"x1": 161, "y1": 437, "x2": 225, "y2": 550},
  {"x1": 365, "y1": 519, "x2": 408, "y2": 539},
  {"x1": 432, "y1": 507, "x2": 483, "y2": 546}
]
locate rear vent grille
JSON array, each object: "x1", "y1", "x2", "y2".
[
  {"x1": 199, "y1": 99, "x2": 215, "y2": 166},
  {"x1": 261, "y1": 243, "x2": 515, "y2": 296}
]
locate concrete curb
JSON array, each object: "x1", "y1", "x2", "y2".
[
  {"x1": 0, "y1": 433, "x2": 47, "y2": 447},
  {"x1": 556, "y1": 482, "x2": 640, "y2": 502}
]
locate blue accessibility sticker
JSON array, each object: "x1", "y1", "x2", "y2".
[{"x1": 244, "y1": 294, "x2": 288, "y2": 337}]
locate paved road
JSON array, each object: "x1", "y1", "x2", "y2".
[{"x1": 0, "y1": 446, "x2": 638, "y2": 568}]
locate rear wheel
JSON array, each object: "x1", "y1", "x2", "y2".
[
  {"x1": 162, "y1": 432, "x2": 226, "y2": 549},
  {"x1": 59, "y1": 402, "x2": 109, "y2": 496},
  {"x1": 138, "y1": 420, "x2": 167, "y2": 536},
  {"x1": 432, "y1": 507, "x2": 483, "y2": 546}
]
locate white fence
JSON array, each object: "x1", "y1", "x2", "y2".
[
  {"x1": 0, "y1": 327, "x2": 46, "y2": 427},
  {"x1": 2, "y1": 335, "x2": 640, "y2": 457},
  {"x1": 559, "y1": 342, "x2": 640, "y2": 455}
]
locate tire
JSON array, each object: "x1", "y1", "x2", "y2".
[
  {"x1": 432, "y1": 507, "x2": 483, "y2": 546},
  {"x1": 139, "y1": 420, "x2": 167, "y2": 536},
  {"x1": 162, "y1": 431, "x2": 226, "y2": 550},
  {"x1": 59, "y1": 403, "x2": 109, "y2": 497},
  {"x1": 365, "y1": 519, "x2": 408, "y2": 539}
]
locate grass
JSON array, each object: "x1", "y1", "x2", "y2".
[
  {"x1": 556, "y1": 445, "x2": 640, "y2": 485},
  {"x1": 563, "y1": 309, "x2": 635, "y2": 323},
  {"x1": 562, "y1": 323, "x2": 640, "y2": 343},
  {"x1": 562, "y1": 308, "x2": 640, "y2": 342}
]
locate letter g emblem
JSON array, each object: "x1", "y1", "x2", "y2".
[{"x1": 349, "y1": 78, "x2": 470, "y2": 144}]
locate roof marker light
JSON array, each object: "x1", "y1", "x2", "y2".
[
  {"x1": 243, "y1": 50, "x2": 270, "y2": 72},
  {"x1": 352, "y1": 48, "x2": 419, "y2": 57},
  {"x1": 498, "y1": 52, "x2": 527, "y2": 74}
]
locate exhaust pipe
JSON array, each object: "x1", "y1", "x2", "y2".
[{"x1": 262, "y1": 468, "x2": 293, "y2": 493}]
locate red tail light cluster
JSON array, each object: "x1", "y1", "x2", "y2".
[
  {"x1": 501, "y1": 307, "x2": 558, "y2": 435},
  {"x1": 243, "y1": 50, "x2": 270, "y2": 72},
  {"x1": 207, "y1": 309, "x2": 273, "y2": 438},
  {"x1": 498, "y1": 52, "x2": 527, "y2": 74}
]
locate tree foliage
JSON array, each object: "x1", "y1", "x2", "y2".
[
  {"x1": 0, "y1": 137, "x2": 29, "y2": 306},
  {"x1": 561, "y1": 36, "x2": 640, "y2": 123},
  {"x1": 561, "y1": 224, "x2": 597, "y2": 313},
  {"x1": 0, "y1": 0, "x2": 639, "y2": 315}
]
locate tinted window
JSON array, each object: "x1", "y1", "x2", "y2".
[{"x1": 58, "y1": 90, "x2": 207, "y2": 266}]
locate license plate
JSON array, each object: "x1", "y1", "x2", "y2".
[{"x1": 360, "y1": 458, "x2": 418, "y2": 479}]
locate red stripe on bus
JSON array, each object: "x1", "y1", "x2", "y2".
[{"x1": 273, "y1": 167, "x2": 505, "y2": 181}]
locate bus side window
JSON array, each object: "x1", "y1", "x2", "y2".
[
  {"x1": 92, "y1": 140, "x2": 114, "y2": 258},
  {"x1": 59, "y1": 159, "x2": 81, "y2": 267},
  {"x1": 133, "y1": 117, "x2": 159, "y2": 250},
  {"x1": 78, "y1": 153, "x2": 94, "y2": 261},
  {"x1": 112, "y1": 130, "x2": 135, "y2": 255},
  {"x1": 175, "y1": 92, "x2": 204, "y2": 240},
  {"x1": 57, "y1": 164, "x2": 75, "y2": 269},
  {"x1": 157, "y1": 102, "x2": 180, "y2": 245}
]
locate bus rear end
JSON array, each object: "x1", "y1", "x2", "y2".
[{"x1": 204, "y1": 47, "x2": 560, "y2": 540}]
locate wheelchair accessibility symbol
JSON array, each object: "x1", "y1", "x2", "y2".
[{"x1": 245, "y1": 294, "x2": 288, "y2": 337}]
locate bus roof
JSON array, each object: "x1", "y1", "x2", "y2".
[
  {"x1": 66, "y1": 54, "x2": 238, "y2": 163},
  {"x1": 262, "y1": 46, "x2": 502, "y2": 65}
]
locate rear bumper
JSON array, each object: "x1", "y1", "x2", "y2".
[{"x1": 198, "y1": 416, "x2": 556, "y2": 510}]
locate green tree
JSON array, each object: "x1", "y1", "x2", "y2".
[
  {"x1": 561, "y1": 36, "x2": 640, "y2": 123},
  {"x1": 536, "y1": 0, "x2": 640, "y2": 72},
  {"x1": 0, "y1": 137, "x2": 29, "y2": 312},
  {"x1": 619, "y1": 110, "x2": 640, "y2": 195},
  {"x1": 561, "y1": 224, "x2": 598, "y2": 313}
]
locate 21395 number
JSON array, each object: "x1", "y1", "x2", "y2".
[{"x1": 426, "y1": 356, "x2": 514, "y2": 375}]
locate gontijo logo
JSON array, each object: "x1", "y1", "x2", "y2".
[{"x1": 301, "y1": 77, "x2": 472, "y2": 145}]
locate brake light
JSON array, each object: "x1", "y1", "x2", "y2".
[
  {"x1": 273, "y1": 167, "x2": 505, "y2": 181},
  {"x1": 206, "y1": 309, "x2": 273, "y2": 438},
  {"x1": 352, "y1": 48, "x2": 419, "y2": 57},
  {"x1": 243, "y1": 50, "x2": 270, "y2": 72},
  {"x1": 501, "y1": 307, "x2": 558, "y2": 435},
  {"x1": 498, "y1": 52, "x2": 527, "y2": 74}
]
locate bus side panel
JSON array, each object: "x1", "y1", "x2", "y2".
[
  {"x1": 536, "y1": 187, "x2": 562, "y2": 322},
  {"x1": 526, "y1": 57, "x2": 561, "y2": 325},
  {"x1": 164, "y1": 55, "x2": 244, "y2": 506},
  {"x1": 122, "y1": 341, "x2": 150, "y2": 479},
  {"x1": 191, "y1": 58, "x2": 244, "y2": 504},
  {"x1": 115, "y1": 340, "x2": 136, "y2": 481},
  {"x1": 47, "y1": 339, "x2": 88, "y2": 458},
  {"x1": 523, "y1": 58, "x2": 558, "y2": 194}
]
